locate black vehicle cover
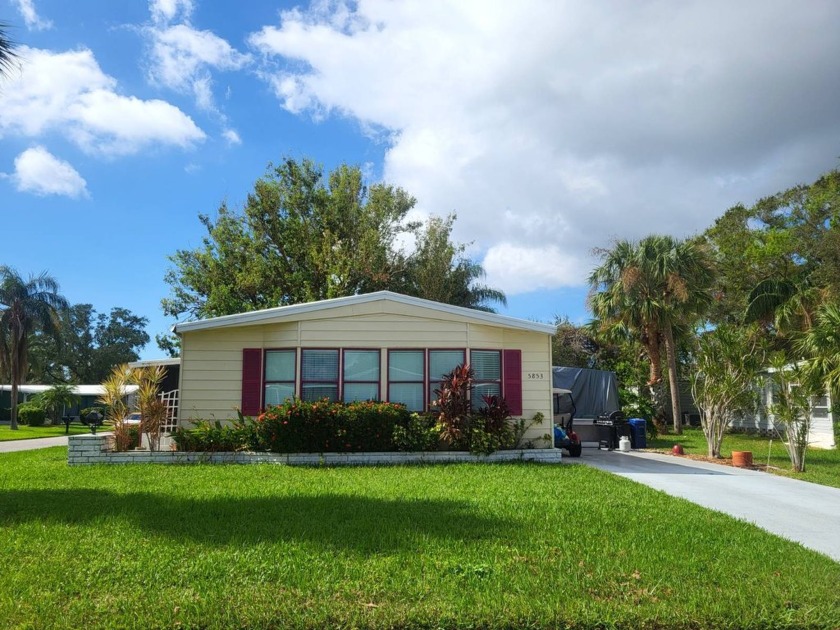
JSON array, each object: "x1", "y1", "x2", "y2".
[{"x1": 552, "y1": 367, "x2": 620, "y2": 419}]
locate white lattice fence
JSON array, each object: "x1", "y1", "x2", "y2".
[{"x1": 159, "y1": 389, "x2": 179, "y2": 432}]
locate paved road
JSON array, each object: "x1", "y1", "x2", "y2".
[
  {"x1": 0, "y1": 436, "x2": 69, "y2": 453},
  {"x1": 576, "y1": 447, "x2": 840, "y2": 562}
]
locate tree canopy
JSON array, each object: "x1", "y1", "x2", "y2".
[
  {"x1": 28, "y1": 304, "x2": 149, "y2": 384},
  {"x1": 162, "y1": 158, "x2": 506, "y2": 336}
]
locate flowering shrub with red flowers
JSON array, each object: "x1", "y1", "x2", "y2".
[{"x1": 256, "y1": 399, "x2": 412, "y2": 453}]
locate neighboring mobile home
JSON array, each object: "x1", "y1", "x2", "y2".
[
  {"x1": 173, "y1": 291, "x2": 557, "y2": 448},
  {"x1": 732, "y1": 374, "x2": 836, "y2": 449}
]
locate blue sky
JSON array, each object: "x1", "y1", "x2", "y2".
[{"x1": 2, "y1": 0, "x2": 839, "y2": 360}]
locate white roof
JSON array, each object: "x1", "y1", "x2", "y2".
[
  {"x1": 0, "y1": 384, "x2": 139, "y2": 396},
  {"x1": 128, "y1": 358, "x2": 181, "y2": 368},
  {"x1": 173, "y1": 291, "x2": 556, "y2": 335}
]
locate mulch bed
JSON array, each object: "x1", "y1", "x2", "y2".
[{"x1": 642, "y1": 448, "x2": 778, "y2": 472}]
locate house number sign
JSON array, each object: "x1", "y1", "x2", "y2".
[{"x1": 526, "y1": 372, "x2": 547, "y2": 380}]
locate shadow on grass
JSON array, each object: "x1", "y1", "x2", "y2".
[{"x1": 0, "y1": 489, "x2": 514, "y2": 551}]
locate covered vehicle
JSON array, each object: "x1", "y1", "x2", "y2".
[{"x1": 552, "y1": 367, "x2": 621, "y2": 445}]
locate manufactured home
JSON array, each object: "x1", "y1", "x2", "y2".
[{"x1": 172, "y1": 291, "x2": 557, "y2": 447}]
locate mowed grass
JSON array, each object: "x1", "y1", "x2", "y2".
[
  {"x1": 1, "y1": 449, "x2": 839, "y2": 629},
  {"x1": 648, "y1": 427, "x2": 840, "y2": 489},
  {"x1": 0, "y1": 423, "x2": 90, "y2": 441}
]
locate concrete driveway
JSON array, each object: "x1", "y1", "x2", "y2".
[
  {"x1": 0, "y1": 436, "x2": 69, "y2": 453},
  {"x1": 576, "y1": 447, "x2": 840, "y2": 562}
]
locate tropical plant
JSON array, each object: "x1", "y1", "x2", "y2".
[
  {"x1": 131, "y1": 365, "x2": 167, "y2": 451},
  {"x1": 690, "y1": 325, "x2": 766, "y2": 457},
  {"x1": 433, "y1": 364, "x2": 474, "y2": 445},
  {"x1": 0, "y1": 22, "x2": 18, "y2": 79},
  {"x1": 34, "y1": 383, "x2": 79, "y2": 425},
  {"x1": 797, "y1": 301, "x2": 840, "y2": 396},
  {"x1": 0, "y1": 267, "x2": 68, "y2": 429},
  {"x1": 767, "y1": 354, "x2": 817, "y2": 473},
  {"x1": 589, "y1": 235, "x2": 714, "y2": 433},
  {"x1": 98, "y1": 364, "x2": 134, "y2": 451}
]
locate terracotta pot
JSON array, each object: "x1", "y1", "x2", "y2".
[{"x1": 732, "y1": 451, "x2": 753, "y2": 468}]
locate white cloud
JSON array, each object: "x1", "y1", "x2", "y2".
[
  {"x1": 9, "y1": 146, "x2": 88, "y2": 198},
  {"x1": 222, "y1": 128, "x2": 241, "y2": 145},
  {"x1": 0, "y1": 46, "x2": 205, "y2": 155},
  {"x1": 145, "y1": 4, "x2": 251, "y2": 112},
  {"x1": 12, "y1": 0, "x2": 52, "y2": 31},
  {"x1": 249, "y1": 0, "x2": 840, "y2": 293},
  {"x1": 150, "y1": 0, "x2": 193, "y2": 25}
]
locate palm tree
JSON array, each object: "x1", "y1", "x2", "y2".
[
  {"x1": 797, "y1": 301, "x2": 840, "y2": 395},
  {"x1": 589, "y1": 235, "x2": 713, "y2": 433},
  {"x1": 0, "y1": 267, "x2": 68, "y2": 429},
  {"x1": 409, "y1": 214, "x2": 507, "y2": 313},
  {"x1": 1, "y1": 22, "x2": 18, "y2": 78}
]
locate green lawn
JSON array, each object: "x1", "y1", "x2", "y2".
[
  {"x1": 647, "y1": 426, "x2": 840, "y2": 489},
  {"x1": 1, "y1": 449, "x2": 839, "y2": 629},
  {"x1": 0, "y1": 423, "x2": 91, "y2": 441}
]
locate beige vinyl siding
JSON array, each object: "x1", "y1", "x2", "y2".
[{"x1": 178, "y1": 301, "x2": 553, "y2": 447}]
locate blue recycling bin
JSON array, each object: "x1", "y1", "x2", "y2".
[{"x1": 628, "y1": 418, "x2": 647, "y2": 449}]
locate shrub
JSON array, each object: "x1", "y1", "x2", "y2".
[
  {"x1": 392, "y1": 413, "x2": 441, "y2": 451},
  {"x1": 18, "y1": 403, "x2": 46, "y2": 427},
  {"x1": 173, "y1": 418, "x2": 257, "y2": 452},
  {"x1": 468, "y1": 395, "x2": 515, "y2": 455},
  {"x1": 256, "y1": 399, "x2": 412, "y2": 453}
]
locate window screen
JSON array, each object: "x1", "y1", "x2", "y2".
[
  {"x1": 429, "y1": 350, "x2": 465, "y2": 407},
  {"x1": 388, "y1": 350, "x2": 424, "y2": 411},
  {"x1": 264, "y1": 350, "x2": 296, "y2": 406},
  {"x1": 343, "y1": 350, "x2": 380, "y2": 402}
]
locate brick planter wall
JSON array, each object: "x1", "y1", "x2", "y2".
[{"x1": 68, "y1": 433, "x2": 562, "y2": 466}]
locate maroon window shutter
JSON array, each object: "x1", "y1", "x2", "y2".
[
  {"x1": 503, "y1": 349, "x2": 522, "y2": 415},
  {"x1": 241, "y1": 348, "x2": 263, "y2": 416}
]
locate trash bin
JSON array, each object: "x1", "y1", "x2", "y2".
[{"x1": 628, "y1": 418, "x2": 647, "y2": 449}]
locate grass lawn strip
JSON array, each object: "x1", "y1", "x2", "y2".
[
  {"x1": 646, "y1": 427, "x2": 840, "y2": 489},
  {"x1": 0, "y1": 423, "x2": 90, "y2": 441},
  {"x1": 1, "y1": 448, "x2": 839, "y2": 629}
]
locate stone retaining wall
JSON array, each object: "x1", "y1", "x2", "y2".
[{"x1": 68, "y1": 433, "x2": 562, "y2": 466}]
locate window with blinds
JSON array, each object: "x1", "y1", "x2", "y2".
[
  {"x1": 471, "y1": 349, "x2": 501, "y2": 410},
  {"x1": 301, "y1": 349, "x2": 339, "y2": 402}
]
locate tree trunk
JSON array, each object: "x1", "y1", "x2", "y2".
[
  {"x1": 10, "y1": 377, "x2": 18, "y2": 430},
  {"x1": 643, "y1": 328, "x2": 663, "y2": 386},
  {"x1": 663, "y1": 324, "x2": 682, "y2": 435}
]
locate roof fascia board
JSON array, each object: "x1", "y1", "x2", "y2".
[{"x1": 174, "y1": 291, "x2": 555, "y2": 335}]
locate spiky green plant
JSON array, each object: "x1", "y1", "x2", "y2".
[
  {"x1": 98, "y1": 364, "x2": 133, "y2": 451},
  {"x1": 131, "y1": 365, "x2": 166, "y2": 451}
]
